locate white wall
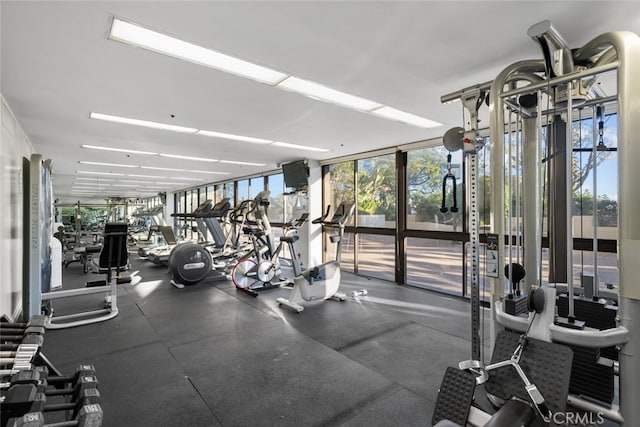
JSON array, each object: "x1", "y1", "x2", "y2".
[{"x1": 1, "y1": 94, "x2": 34, "y2": 320}]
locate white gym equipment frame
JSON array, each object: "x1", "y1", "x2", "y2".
[
  {"x1": 26, "y1": 154, "x2": 121, "y2": 329},
  {"x1": 441, "y1": 21, "x2": 639, "y2": 424}
]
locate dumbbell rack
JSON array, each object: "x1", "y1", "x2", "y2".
[{"x1": 1, "y1": 315, "x2": 104, "y2": 427}]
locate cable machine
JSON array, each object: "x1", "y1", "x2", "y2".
[{"x1": 438, "y1": 21, "x2": 639, "y2": 424}]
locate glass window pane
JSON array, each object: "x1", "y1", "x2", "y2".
[
  {"x1": 250, "y1": 177, "x2": 264, "y2": 199},
  {"x1": 406, "y1": 237, "x2": 463, "y2": 295},
  {"x1": 224, "y1": 182, "x2": 235, "y2": 205},
  {"x1": 268, "y1": 173, "x2": 285, "y2": 224},
  {"x1": 357, "y1": 234, "x2": 395, "y2": 281},
  {"x1": 237, "y1": 180, "x2": 249, "y2": 203},
  {"x1": 339, "y1": 232, "x2": 355, "y2": 273},
  {"x1": 206, "y1": 185, "x2": 215, "y2": 202},
  {"x1": 407, "y1": 146, "x2": 463, "y2": 231},
  {"x1": 357, "y1": 154, "x2": 396, "y2": 228},
  {"x1": 326, "y1": 162, "x2": 355, "y2": 226}
]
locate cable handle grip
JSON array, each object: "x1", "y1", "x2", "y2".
[{"x1": 440, "y1": 153, "x2": 458, "y2": 213}]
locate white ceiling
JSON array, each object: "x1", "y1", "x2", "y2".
[{"x1": 2, "y1": 1, "x2": 639, "y2": 203}]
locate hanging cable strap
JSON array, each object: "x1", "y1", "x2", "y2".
[
  {"x1": 596, "y1": 105, "x2": 607, "y2": 150},
  {"x1": 440, "y1": 153, "x2": 458, "y2": 213}
]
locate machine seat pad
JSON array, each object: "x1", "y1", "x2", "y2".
[
  {"x1": 484, "y1": 399, "x2": 535, "y2": 427},
  {"x1": 85, "y1": 245, "x2": 102, "y2": 254},
  {"x1": 431, "y1": 367, "x2": 476, "y2": 426}
]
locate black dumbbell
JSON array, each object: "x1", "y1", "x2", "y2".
[
  {"x1": 1, "y1": 366, "x2": 96, "y2": 391},
  {"x1": 1, "y1": 377, "x2": 99, "y2": 420},
  {"x1": 0, "y1": 326, "x2": 46, "y2": 343},
  {"x1": 5, "y1": 403, "x2": 103, "y2": 427},
  {"x1": 0, "y1": 327, "x2": 45, "y2": 339},
  {"x1": 0, "y1": 316, "x2": 46, "y2": 330}
]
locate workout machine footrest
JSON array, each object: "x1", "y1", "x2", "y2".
[{"x1": 432, "y1": 366, "x2": 476, "y2": 426}]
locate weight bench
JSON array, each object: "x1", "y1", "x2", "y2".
[{"x1": 42, "y1": 223, "x2": 129, "y2": 329}]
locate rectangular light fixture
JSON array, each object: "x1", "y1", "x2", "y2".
[
  {"x1": 172, "y1": 177, "x2": 204, "y2": 181},
  {"x1": 109, "y1": 18, "x2": 288, "y2": 85},
  {"x1": 81, "y1": 144, "x2": 157, "y2": 155},
  {"x1": 112, "y1": 184, "x2": 139, "y2": 188},
  {"x1": 77, "y1": 171, "x2": 126, "y2": 176},
  {"x1": 219, "y1": 160, "x2": 267, "y2": 166},
  {"x1": 370, "y1": 106, "x2": 441, "y2": 129},
  {"x1": 79, "y1": 161, "x2": 138, "y2": 168},
  {"x1": 271, "y1": 141, "x2": 329, "y2": 152},
  {"x1": 196, "y1": 130, "x2": 272, "y2": 144},
  {"x1": 127, "y1": 174, "x2": 168, "y2": 179},
  {"x1": 276, "y1": 76, "x2": 383, "y2": 112},
  {"x1": 90, "y1": 112, "x2": 198, "y2": 134},
  {"x1": 159, "y1": 153, "x2": 218, "y2": 162},
  {"x1": 107, "y1": 19, "x2": 441, "y2": 131},
  {"x1": 75, "y1": 177, "x2": 116, "y2": 182},
  {"x1": 140, "y1": 166, "x2": 187, "y2": 172},
  {"x1": 191, "y1": 170, "x2": 231, "y2": 175},
  {"x1": 73, "y1": 182, "x2": 110, "y2": 186}
]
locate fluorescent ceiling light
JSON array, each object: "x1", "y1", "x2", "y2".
[
  {"x1": 107, "y1": 20, "x2": 441, "y2": 129},
  {"x1": 77, "y1": 171, "x2": 126, "y2": 176},
  {"x1": 112, "y1": 184, "x2": 139, "y2": 188},
  {"x1": 219, "y1": 160, "x2": 267, "y2": 166},
  {"x1": 370, "y1": 106, "x2": 441, "y2": 129},
  {"x1": 109, "y1": 18, "x2": 288, "y2": 85},
  {"x1": 118, "y1": 179, "x2": 154, "y2": 184},
  {"x1": 81, "y1": 144, "x2": 157, "y2": 155},
  {"x1": 127, "y1": 174, "x2": 167, "y2": 179},
  {"x1": 197, "y1": 130, "x2": 272, "y2": 144},
  {"x1": 79, "y1": 161, "x2": 138, "y2": 168},
  {"x1": 276, "y1": 76, "x2": 383, "y2": 112},
  {"x1": 139, "y1": 166, "x2": 229, "y2": 175},
  {"x1": 141, "y1": 166, "x2": 187, "y2": 172},
  {"x1": 172, "y1": 177, "x2": 204, "y2": 181},
  {"x1": 90, "y1": 112, "x2": 198, "y2": 134},
  {"x1": 109, "y1": 18, "x2": 441, "y2": 129},
  {"x1": 159, "y1": 153, "x2": 218, "y2": 162},
  {"x1": 155, "y1": 182, "x2": 183, "y2": 185},
  {"x1": 75, "y1": 177, "x2": 116, "y2": 182},
  {"x1": 73, "y1": 183, "x2": 110, "y2": 187},
  {"x1": 272, "y1": 141, "x2": 329, "y2": 152},
  {"x1": 192, "y1": 170, "x2": 230, "y2": 175}
]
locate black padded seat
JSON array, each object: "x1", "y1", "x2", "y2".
[
  {"x1": 98, "y1": 223, "x2": 129, "y2": 275},
  {"x1": 279, "y1": 235, "x2": 299, "y2": 244}
]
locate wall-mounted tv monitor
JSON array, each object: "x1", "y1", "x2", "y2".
[{"x1": 282, "y1": 160, "x2": 309, "y2": 189}]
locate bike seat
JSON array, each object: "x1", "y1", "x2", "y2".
[{"x1": 280, "y1": 235, "x2": 299, "y2": 243}]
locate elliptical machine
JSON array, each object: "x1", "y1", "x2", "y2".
[{"x1": 276, "y1": 202, "x2": 355, "y2": 313}]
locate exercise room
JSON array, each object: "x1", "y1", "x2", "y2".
[{"x1": 1, "y1": 2, "x2": 639, "y2": 426}]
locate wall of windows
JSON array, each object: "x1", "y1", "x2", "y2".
[
  {"x1": 319, "y1": 119, "x2": 618, "y2": 297},
  {"x1": 148, "y1": 112, "x2": 619, "y2": 299},
  {"x1": 168, "y1": 172, "x2": 289, "y2": 246}
]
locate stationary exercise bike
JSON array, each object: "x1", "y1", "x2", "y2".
[
  {"x1": 232, "y1": 210, "x2": 308, "y2": 296},
  {"x1": 276, "y1": 202, "x2": 355, "y2": 313}
]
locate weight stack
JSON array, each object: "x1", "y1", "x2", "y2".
[
  {"x1": 504, "y1": 294, "x2": 528, "y2": 316},
  {"x1": 557, "y1": 294, "x2": 619, "y2": 360},
  {"x1": 565, "y1": 345, "x2": 614, "y2": 404}
]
